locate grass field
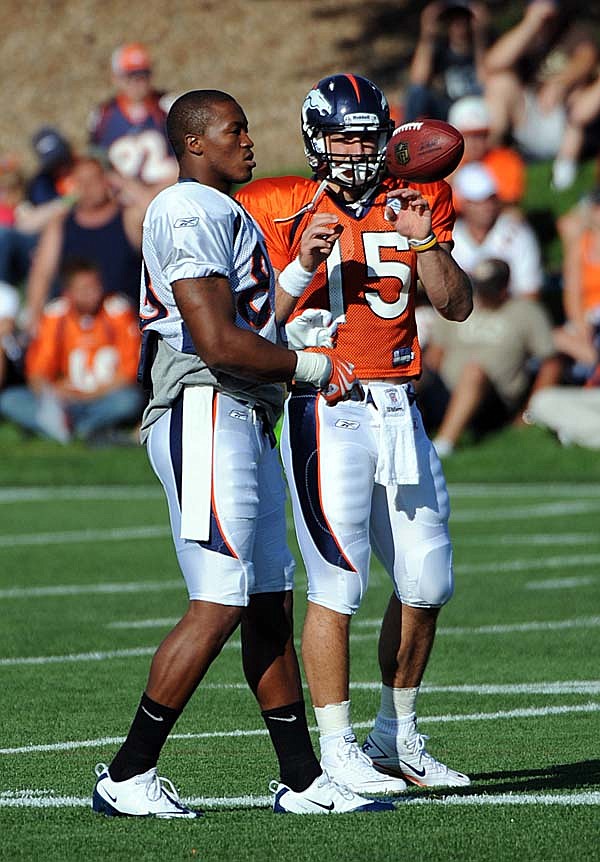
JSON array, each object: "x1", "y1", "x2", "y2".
[{"x1": 1, "y1": 426, "x2": 599, "y2": 861}]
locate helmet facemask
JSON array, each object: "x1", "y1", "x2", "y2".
[{"x1": 304, "y1": 119, "x2": 391, "y2": 192}]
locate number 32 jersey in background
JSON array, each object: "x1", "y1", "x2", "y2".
[{"x1": 236, "y1": 175, "x2": 455, "y2": 380}]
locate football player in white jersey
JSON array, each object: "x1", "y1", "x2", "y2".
[{"x1": 92, "y1": 89, "x2": 394, "y2": 818}]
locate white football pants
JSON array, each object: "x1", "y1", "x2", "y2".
[
  {"x1": 280, "y1": 383, "x2": 454, "y2": 614},
  {"x1": 146, "y1": 388, "x2": 295, "y2": 606}
]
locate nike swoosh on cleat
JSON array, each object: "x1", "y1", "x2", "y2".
[
  {"x1": 104, "y1": 789, "x2": 118, "y2": 803},
  {"x1": 269, "y1": 715, "x2": 297, "y2": 722},
  {"x1": 398, "y1": 760, "x2": 426, "y2": 778},
  {"x1": 141, "y1": 705, "x2": 164, "y2": 722},
  {"x1": 307, "y1": 799, "x2": 335, "y2": 811}
]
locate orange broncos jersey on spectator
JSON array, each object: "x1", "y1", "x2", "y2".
[
  {"x1": 237, "y1": 175, "x2": 455, "y2": 379},
  {"x1": 26, "y1": 294, "x2": 140, "y2": 394},
  {"x1": 578, "y1": 230, "x2": 600, "y2": 315}
]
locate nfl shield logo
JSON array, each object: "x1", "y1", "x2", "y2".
[{"x1": 394, "y1": 141, "x2": 410, "y2": 166}]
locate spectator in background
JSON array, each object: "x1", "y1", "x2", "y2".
[
  {"x1": 450, "y1": 162, "x2": 544, "y2": 298},
  {"x1": 0, "y1": 130, "x2": 76, "y2": 286},
  {"x1": 89, "y1": 42, "x2": 177, "y2": 209},
  {"x1": 0, "y1": 258, "x2": 143, "y2": 444},
  {"x1": 419, "y1": 258, "x2": 562, "y2": 457},
  {"x1": 553, "y1": 187, "x2": 600, "y2": 375},
  {"x1": 447, "y1": 95, "x2": 525, "y2": 210},
  {"x1": 25, "y1": 156, "x2": 144, "y2": 335},
  {"x1": 483, "y1": 1, "x2": 599, "y2": 189},
  {"x1": 403, "y1": 0, "x2": 489, "y2": 123},
  {"x1": 526, "y1": 361, "x2": 600, "y2": 448},
  {"x1": 550, "y1": 72, "x2": 600, "y2": 190},
  {"x1": 27, "y1": 127, "x2": 77, "y2": 214}
]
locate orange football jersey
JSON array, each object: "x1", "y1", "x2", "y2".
[
  {"x1": 237, "y1": 175, "x2": 455, "y2": 379},
  {"x1": 579, "y1": 230, "x2": 600, "y2": 315},
  {"x1": 26, "y1": 294, "x2": 140, "y2": 394}
]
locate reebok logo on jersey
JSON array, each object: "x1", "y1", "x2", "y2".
[
  {"x1": 229, "y1": 409, "x2": 249, "y2": 421},
  {"x1": 335, "y1": 419, "x2": 360, "y2": 430},
  {"x1": 174, "y1": 217, "x2": 200, "y2": 228}
]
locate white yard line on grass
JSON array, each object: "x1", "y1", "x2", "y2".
[
  {"x1": 0, "y1": 526, "x2": 170, "y2": 547},
  {"x1": 0, "y1": 487, "x2": 161, "y2": 503},
  {"x1": 525, "y1": 577, "x2": 595, "y2": 590},
  {"x1": 460, "y1": 533, "x2": 600, "y2": 546},
  {"x1": 106, "y1": 615, "x2": 600, "y2": 635},
  {"x1": 0, "y1": 506, "x2": 599, "y2": 553},
  {"x1": 353, "y1": 617, "x2": 600, "y2": 634},
  {"x1": 451, "y1": 501, "x2": 600, "y2": 522},
  {"x1": 3, "y1": 482, "x2": 600, "y2": 503},
  {"x1": 1, "y1": 702, "x2": 598, "y2": 756},
  {"x1": 0, "y1": 790, "x2": 598, "y2": 809},
  {"x1": 458, "y1": 554, "x2": 600, "y2": 574},
  {"x1": 0, "y1": 580, "x2": 181, "y2": 599},
  {"x1": 2, "y1": 618, "x2": 598, "y2": 667},
  {"x1": 449, "y1": 484, "x2": 600, "y2": 498}
]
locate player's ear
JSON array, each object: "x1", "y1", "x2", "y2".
[{"x1": 185, "y1": 134, "x2": 203, "y2": 156}]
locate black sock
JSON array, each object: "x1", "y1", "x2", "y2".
[
  {"x1": 109, "y1": 693, "x2": 181, "y2": 782},
  {"x1": 261, "y1": 700, "x2": 322, "y2": 792}
]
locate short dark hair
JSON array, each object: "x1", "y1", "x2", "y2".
[
  {"x1": 471, "y1": 258, "x2": 510, "y2": 294},
  {"x1": 60, "y1": 257, "x2": 101, "y2": 286},
  {"x1": 166, "y1": 89, "x2": 237, "y2": 160}
]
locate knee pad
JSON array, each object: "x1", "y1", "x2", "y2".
[
  {"x1": 400, "y1": 533, "x2": 454, "y2": 608},
  {"x1": 307, "y1": 565, "x2": 365, "y2": 615}
]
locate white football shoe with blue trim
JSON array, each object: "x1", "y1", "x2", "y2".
[
  {"x1": 271, "y1": 771, "x2": 395, "y2": 813},
  {"x1": 92, "y1": 763, "x2": 201, "y2": 818},
  {"x1": 362, "y1": 718, "x2": 470, "y2": 788}
]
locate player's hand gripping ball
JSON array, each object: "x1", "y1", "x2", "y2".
[{"x1": 385, "y1": 120, "x2": 464, "y2": 183}]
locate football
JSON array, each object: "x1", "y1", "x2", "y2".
[{"x1": 385, "y1": 119, "x2": 465, "y2": 183}]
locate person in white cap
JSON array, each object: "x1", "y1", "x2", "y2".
[
  {"x1": 451, "y1": 162, "x2": 544, "y2": 299},
  {"x1": 447, "y1": 95, "x2": 525, "y2": 209}
]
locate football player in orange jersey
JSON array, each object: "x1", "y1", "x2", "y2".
[{"x1": 237, "y1": 73, "x2": 473, "y2": 790}]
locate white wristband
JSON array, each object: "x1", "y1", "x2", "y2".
[
  {"x1": 278, "y1": 256, "x2": 315, "y2": 298},
  {"x1": 293, "y1": 350, "x2": 331, "y2": 389}
]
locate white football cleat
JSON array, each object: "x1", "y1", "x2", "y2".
[
  {"x1": 321, "y1": 734, "x2": 406, "y2": 794},
  {"x1": 362, "y1": 720, "x2": 470, "y2": 788},
  {"x1": 271, "y1": 771, "x2": 395, "y2": 813},
  {"x1": 92, "y1": 763, "x2": 201, "y2": 818}
]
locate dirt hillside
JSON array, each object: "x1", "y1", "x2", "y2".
[{"x1": 0, "y1": 0, "x2": 410, "y2": 177}]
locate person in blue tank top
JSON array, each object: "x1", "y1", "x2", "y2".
[{"x1": 24, "y1": 157, "x2": 144, "y2": 336}]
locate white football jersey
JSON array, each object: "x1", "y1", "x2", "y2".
[
  {"x1": 137, "y1": 180, "x2": 285, "y2": 440},
  {"x1": 140, "y1": 179, "x2": 277, "y2": 350}
]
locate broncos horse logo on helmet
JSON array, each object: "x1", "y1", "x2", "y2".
[{"x1": 301, "y1": 74, "x2": 394, "y2": 192}]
